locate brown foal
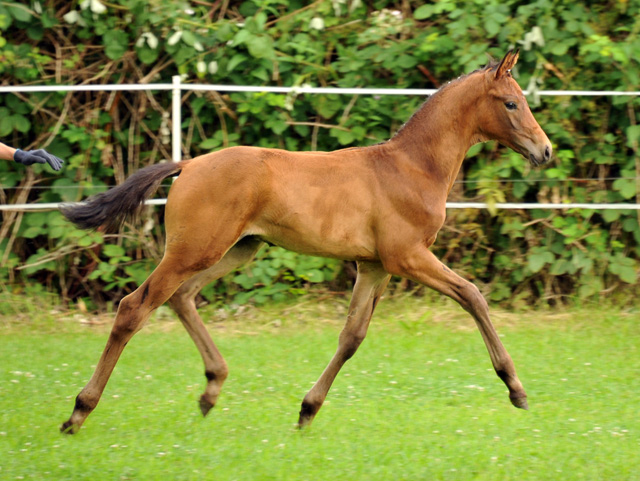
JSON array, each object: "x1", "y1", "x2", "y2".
[{"x1": 60, "y1": 50, "x2": 551, "y2": 434}]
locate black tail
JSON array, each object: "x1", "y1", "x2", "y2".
[{"x1": 60, "y1": 161, "x2": 185, "y2": 233}]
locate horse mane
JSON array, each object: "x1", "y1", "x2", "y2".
[{"x1": 391, "y1": 58, "x2": 500, "y2": 140}]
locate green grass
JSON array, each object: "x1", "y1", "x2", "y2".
[{"x1": 1, "y1": 296, "x2": 638, "y2": 480}]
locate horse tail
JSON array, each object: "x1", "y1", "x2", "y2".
[{"x1": 60, "y1": 161, "x2": 186, "y2": 233}]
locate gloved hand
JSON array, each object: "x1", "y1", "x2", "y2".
[{"x1": 14, "y1": 149, "x2": 64, "y2": 171}]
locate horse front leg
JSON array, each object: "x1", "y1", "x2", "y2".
[
  {"x1": 298, "y1": 261, "x2": 391, "y2": 428},
  {"x1": 385, "y1": 248, "x2": 528, "y2": 410}
]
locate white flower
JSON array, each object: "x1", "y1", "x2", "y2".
[
  {"x1": 208, "y1": 61, "x2": 218, "y2": 74},
  {"x1": 194, "y1": 41, "x2": 204, "y2": 52},
  {"x1": 80, "y1": 0, "x2": 106, "y2": 14},
  {"x1": 309, "y1": 17, "x2": 325, "y2": 30},
  {"x1": 196, "y1": 61, "x2": 206, "y2": 73},
  {"x1": 146, "y1": 33, "x2": 158, "y2": 49},
  {"x1": 168, "y1": 30, "x2": 183, "y2": 46},
  {"x1": 90, "y1": 0, "x2": 107, "y2": 14},
  {"x1": 137, "y1": 32, "x2": 159, "y2": 49},
  {"x1": 33, "y1": 1, "x2": 42, "y2": 14},
  {"x1": 349, "y1": 0, "x2": 362, "y2": 12},
  {"x1": 63, "y1": 10, "x2": 80, "y2": 23}
]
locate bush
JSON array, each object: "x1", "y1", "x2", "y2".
[{"x1": 1, "y1": 0, "x2": 639, "y2": 307}]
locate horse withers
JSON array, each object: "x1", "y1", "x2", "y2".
[{"x1": 60, "y1": 50, "x2": 551, "y2": 434}]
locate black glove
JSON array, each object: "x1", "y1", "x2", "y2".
[{"x1": 14, "y1": 149, "x2": 64, "y2": 171}]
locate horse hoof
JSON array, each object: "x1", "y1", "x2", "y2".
[
  {"x1": 297, "y1": 415, "x2": 312, "y2": 429},
  {"x1": 510, "y1": 394, "x2": 529, "y2": 410},
  {"x1": 60, "y1": 420, "x2": 79, "y2": 434},
  {"x1": 199, "y1": 396, "x2": 214, "y2": 417}
]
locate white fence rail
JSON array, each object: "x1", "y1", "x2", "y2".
[{"x1": 1, "y1": 77, "x2": 640, "y2": 212}]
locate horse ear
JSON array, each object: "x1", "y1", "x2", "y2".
[{"x1": 495, "y1": 49, "x2": 519, "y2": 79}]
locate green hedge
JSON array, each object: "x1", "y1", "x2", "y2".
[{"x1": 1, "y1": 0, "x2": 639, "y2": 308}]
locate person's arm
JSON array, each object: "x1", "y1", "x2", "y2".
[
  {"x1": 0, "y1": 142, "x2": 16, "y2": 160},
  {"x1": 0, "y1": 142, "x2": 64, "y2": 171}
]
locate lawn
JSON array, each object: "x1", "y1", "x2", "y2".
[{"x1": 1, "y1": 295, "x2": 638, "y2": 480}]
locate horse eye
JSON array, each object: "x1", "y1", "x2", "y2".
[{"x1": 505, "y1": 101, "x2": 517, "y2": 111}]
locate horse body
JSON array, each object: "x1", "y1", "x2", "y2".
[{"x1": 60, "y1": 50, "x2": 551, "y2": 434}]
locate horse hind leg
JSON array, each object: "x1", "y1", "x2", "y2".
[
  {"x1": 167, "y1": 237, "x2": 265, "y2": 417},
  {"x1": 60, "y1": 256, "x2": 199, "y2": 433},
  {"x1": 60, "y1": 234, "x2": 247, "y2": 434},
  {"x1": 298, "y1": 261, "x2": 391, "y2": 428}
]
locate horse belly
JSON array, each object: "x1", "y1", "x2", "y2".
[{"x1": 254, "y1": 206, "x2": 378, "y2": 261}]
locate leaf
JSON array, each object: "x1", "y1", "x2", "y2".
[
  {"x1": 331, "y1": 128, "x2": 355, "y2": 145},
  {"x1": 304, "y1": 269, "x2": 324, "y2": 283},
  {"x1": 103, "y1": 244, "x2": 126, "y2": 257},
  {"x1": 247, "y1": 35, "x2": 274, "y2": 59},
  {"x1": 199, "y1": 138, "x2": 221, "y2": 150},
  {"x1": 227, "y1": 54, "x2": 246, "y2": 73},
  {"x1": 608, "y1": 254, "x2": 637, "y2": 284},
  {"x1": 0, "y1": 116, "x2": 13, "y2": 136},
  {"x1": 626, "y1": 124, "x2": 640, "y2": 149},
  {"x1": 181, "y1": 31, "x2": 195, "y2": 46},
  {"x1": 7, "y1": 4, "x2": 32, "y2": 22},
  {"x1": 414, "y1": 4, "x2": 435, "y2": 19},
  {"x1": 527, "y1": 251, "x2": 554, "y2": 273},
  {"x1": 136, "y1": 46, "x2": 158, "y2": 65},
  {"x1": 612, "y1": 178, "x2": 636, "y2": 199},
  {"x1": 103, "y1": 31, "x2": 129, "y2": 60},
  {"x1": 11, "y1": 114, "x2": 30, "y2": 133}
]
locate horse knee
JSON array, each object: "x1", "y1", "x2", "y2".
[
  {"x1": 457, "y1": 282, "x2": 488, "y2": 315},
  {"x1": 168, "y1": 287, "x2": 195, "y2": 316},
  {"x1": 111, "y1": 294, "x2": 146, "y2": 339},
  {"x1": 339, "y1": 330, "x2": 366, "y2": 361}
]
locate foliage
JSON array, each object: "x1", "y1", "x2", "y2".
[{"x1": 1, "y1": 0, "x2": 639, "y2": 307}]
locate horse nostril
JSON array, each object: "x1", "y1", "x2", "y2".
[{"x1": 544, "y1": 145, "x2": 551, "y2": 161}]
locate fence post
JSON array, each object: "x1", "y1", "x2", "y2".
[{"x1": 172, "y1": 75, "x2": 182, "y2": 163}]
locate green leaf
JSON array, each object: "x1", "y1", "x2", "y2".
[
  {"x1": 626, "y1": 125, "x2": 640, "y2": 149},
  {"x1": 181, "y1": 30, "x2": 197, "y2": 46},
  {"x1": 7, "y1": 4, "x2": 32, "y2": 22},
  {"x1": 199, "y1": 138, "x2": 221, "y2": 150},
  {"x1": 608, "y1": 254, "x2": 637, "y2": 284},
  {"x1": 304, "y1": 269, "x2": 324, "y2": 283},
  {"x1": 103, "y1": 31, "x2": 129, "y2": 60},
  {"x1": 11, "y1": 114, "x2": 30, "y2": 133},
  {"x1": 0, "y1": 116, "x2": 13, "y2": 136},
  {"x1": 331, "y1": 128, "x2": 355, "y2": 145},
  {"x1": 247, "y1": 35, "x2": 274, "y2": 59},
  {"x1": 22, "y1": 226, "x2": 44, "y2": 239},
  {"x1": 136, "y1": 46, "x2": 159, "y2": 65},
  {"x1": 103, "y1": 244, "x2": 126, "y2": 257},
  {"x1": 414, "y1": 5, "x2": 435, "y2": 19},
  {"x1": 612, "y1": 178, "x2": 636, "y2": 199},
  {"x1": 527, "y1": 251, "x2": 554, "y2": 273},
  {"x1": 227, "y1": 54, "x2": 246, "y2": 72}
]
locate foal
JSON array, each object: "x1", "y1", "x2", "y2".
[{"x1": 60, "y1": 50, "x2": 551, "y2": 433}]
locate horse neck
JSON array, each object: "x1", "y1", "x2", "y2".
[{"x1": 388, "y1": 75, "x2": 487, "y2": 192}]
